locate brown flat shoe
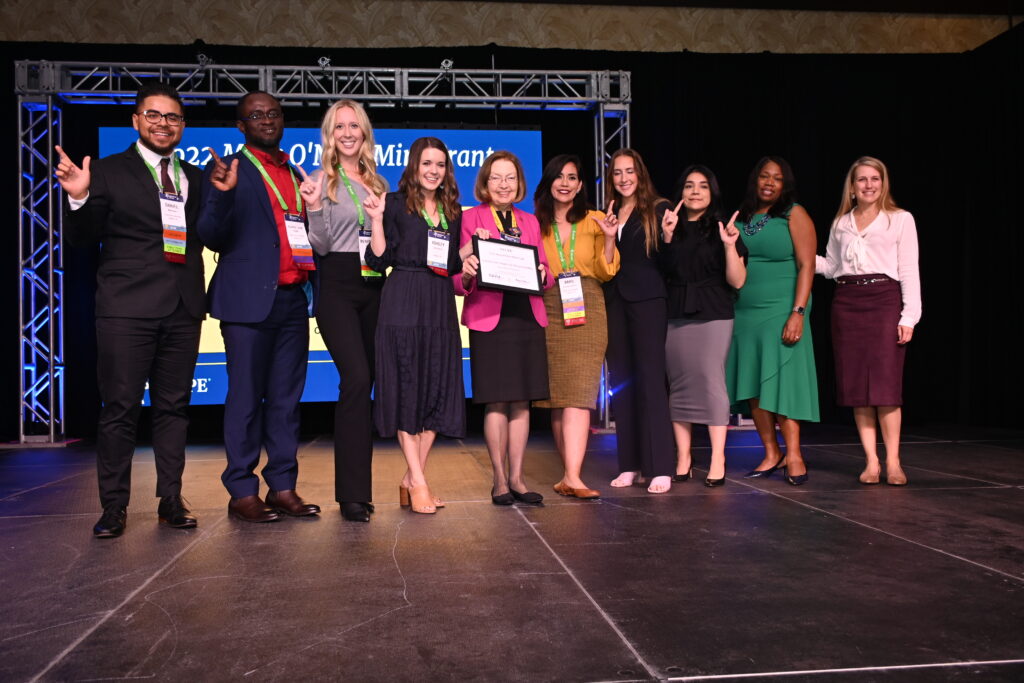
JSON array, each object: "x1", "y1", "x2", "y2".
[{"x1": 553, "y1": 482, "x2": 600, "y2": 499}]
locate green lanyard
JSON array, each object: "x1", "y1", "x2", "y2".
[
  {"x1": 240, "y1": 147, "x2": 302, "y2": 214},
  {"x1": 137, "y1": 147, "x2": 182, "y2": 194},
  {"x1": 421, "y1": 205, "x2": 449, "y2": 232},
  {"x1": 550, "y1": 221, "x2": 578, "y2": 272},
  {"x1": 337, "y1": 165, "x2": 365, "y2": 228}
]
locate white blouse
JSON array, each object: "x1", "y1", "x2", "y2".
[{"x1": 816, "y1": 209, "x2": 921, "y2": 328}]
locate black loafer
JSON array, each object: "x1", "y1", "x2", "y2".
[
  {"x1": 158, "y1": 494, "x2": 198, "y2": 529},
  {"x1": 491, "y1": 488, "x2": 514, "y2": 506},
  {"x1": 93, "y1": 506, "x2": 127, "y2": 538},
  {"x1": 510, "y1": 489, "x2": 544, "y2": 505},
  {"x1": 340, "y1": 502, "x2": 371, "y2": 522}
]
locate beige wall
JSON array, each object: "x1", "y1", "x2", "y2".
[{"x1": 1, "y1": 1, "x2": 1018, "y2": 54}]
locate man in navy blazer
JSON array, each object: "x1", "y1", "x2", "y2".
[
  {"x1": 57, "y1": 83, "x2": 204, "y2": 538},
  {"x1": 198, "y1": 91, "x2": 320, "y2": 522}
]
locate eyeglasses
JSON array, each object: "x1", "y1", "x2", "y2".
[
  {"x1": 138, "y1": 110, "x2": 184, "y2": 126},
  {"x1": 488, "y1": 175, "x2": 517, "y2": 185},
  {"x1": 241, "y1": 110, "x2": 283, "y2": 121}
]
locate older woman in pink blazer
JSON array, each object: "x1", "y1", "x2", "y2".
[{"x1": 456, "y1": 151, "x2": 554, "y2": 505}]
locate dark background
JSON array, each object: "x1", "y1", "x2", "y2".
[{"x1": 3, "y1": 25, "x2": 1021, "y2": 442}]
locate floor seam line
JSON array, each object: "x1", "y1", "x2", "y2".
[
  {"x1": 28, "y1": 516, "x2": 228, "y2": 682},
  {"x1": 667, "y1": 656, "x2": 1024, "y2": 680},
  {"x1": 0, "y1": 470, "x2": 93, "y2": 502},
  {"x1": 515, "y1": 506, "x2": 662, "y2": 681},
  {"x1": 733, "y1": 480, "x2": 1024, "y2": 583}
]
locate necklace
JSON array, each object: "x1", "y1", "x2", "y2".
[{"x1": 742, "y1": 213, "x2": 771, "y2": 237}]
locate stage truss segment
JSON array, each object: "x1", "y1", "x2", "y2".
[{"x1": 14, "y1": 60, "x2": 631, "y2": 444}]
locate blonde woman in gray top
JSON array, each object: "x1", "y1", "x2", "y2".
[{"x1": 303, "y1": 99, "x2": 388, "y2": 522}]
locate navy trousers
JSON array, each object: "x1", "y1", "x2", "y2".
[{"x1": 220, "y1": 287, "x2": 309, "y2": 498}]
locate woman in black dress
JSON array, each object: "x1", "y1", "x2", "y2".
[{"x1": 363, "y1": 137, "x2": 475, "y2": 514}]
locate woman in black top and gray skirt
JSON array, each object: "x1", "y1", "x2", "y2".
[{"x1": 658, "y1": 165, "x2": 747, "y2": 486}]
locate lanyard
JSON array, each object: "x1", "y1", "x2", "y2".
[
  {"x1": 337, "y1": 165, "x2": 365, "y2": 228},
  {"x1": 490, "y1": 205, "x2": 518, "y2": 236},
  {"x1": 240, "y1": 147, "x2": 302, "y2": 214},
  {"x1": 421, "y1": 205, "x2": 449, "y2": 232},
  {"x1": 550, "y1": 221, "x2": 578, "y2": 272},
  {"x1": 137, "y1": 148, "x2": 182, "y2": 195}
]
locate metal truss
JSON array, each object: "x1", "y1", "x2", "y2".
[
  {"x1": 17, "y1": 96, "x2": 64, "y2": 444},
  {"x1": 14, "y1": 60, "x2": 630, "y2": 442}
]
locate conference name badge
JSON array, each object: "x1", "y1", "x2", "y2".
[
  {"x1": 557, "y1": 271, "x2": 586, "y2": 326},
  {"x1": 358, "y1": 228, "x2": 382, "y2": 277},
  {"x1": 159, "y1": 192, "x2": 187, "y2": 264},
  {"x1": 284, "y1": 213, "x2": 316, "y2": 271},
  {"x1": 426, "y1": 229, "x2": 450, "y2": 276}
]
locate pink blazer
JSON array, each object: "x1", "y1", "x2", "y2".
[{"x1": 453, "y1": 204, "x2": 553, "y2": 332}]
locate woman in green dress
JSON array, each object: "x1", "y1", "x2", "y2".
[{"x1": 726, "y1": 157, "x2": 819, "y2": 485}]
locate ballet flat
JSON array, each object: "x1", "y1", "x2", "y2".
[{"x1": 743, "y1": 456, "x2": 786, "y2": 479}]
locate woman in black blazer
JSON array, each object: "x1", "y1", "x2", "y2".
[{"x1": 603, "y1": 149, "x2": 675, "y2": 493}]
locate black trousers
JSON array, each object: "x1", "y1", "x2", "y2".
[
  {"x1": 94, "y1": 301, "x2": 201, "y2": 509},
  {"x1": 315, "y1": 253, "x2": 381, "y2": 503},
  {"x1": 604, "y1": 287, "x2": 674, "y2": 478}
]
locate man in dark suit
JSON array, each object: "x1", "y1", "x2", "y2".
[
  {"x1": 56, "y1": 83, "x2": 204, "y2": 538},
  {"x1": 198, "y1": 91, "x2": 320, "y2": 523}
]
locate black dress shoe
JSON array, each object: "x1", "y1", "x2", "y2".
[
  {"x1": 340, "y1": 502, "x2": 371, "y2": 522},
  {"x1": 672, "y1": 469, "x2": 692, "y2": 483},
  {"x1": 510, "y1": 489, "x2": 544, "y2": 505},
  {"x1": 158, "y1": 494, "x2": 197, "y2": 529},
  {"x1": 704, "y1": 477, "x2": 725, "y2": 487},
  {"x1": 785, "y1": 472, "x2": 809, "y2": 486},
  {"x1": 743, "y1": 456, "x2": 785, "y2": 479},
  {"x1": 93, "y1": 506, "x2": 127, "y2": 538},
  {"x1": 228, "y1": 495, "x2": 281, "y2": 523},
  {"x1": 266, "y1": 490, "x2": 321, "y2": 516},
  {"x1": 491, "y1": 488, "x2": 514, "y2": 506}
]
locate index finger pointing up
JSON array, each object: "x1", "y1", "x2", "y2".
[
  {"x1": 606, "y1": 199, "x2": 616, "y2": 217},
  {"x1": 206, "y1": 147, "x2": 223, "y2": 165},
  {"x1": 296, "y1": 165, "x2": 310, "y2": 181},
  {"x1": 672, "y1": 198, "x2": 684, "y2": 215},
  {"x1": 54, "y1": 144, "x2": 70, "y2": 163}
]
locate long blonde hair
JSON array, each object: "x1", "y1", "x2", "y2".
[
  {"x1": 834, "y1": 156, "x2": 900, "y2": 223},
  {"x1": 319, "y1": 99, "x2": 387, "y2": 201}
]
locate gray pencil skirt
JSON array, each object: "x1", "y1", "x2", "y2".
[{"x1": 665, "y1": 317, "x2": 734, "y2": 426}]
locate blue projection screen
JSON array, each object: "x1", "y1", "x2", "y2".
[{"x1": 98, "y1": 126, "x2": 543, "y2": 405}]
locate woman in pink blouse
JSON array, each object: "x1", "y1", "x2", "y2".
[{"x1": 817, "y1": 156, "x2": 920, "y2": 485}]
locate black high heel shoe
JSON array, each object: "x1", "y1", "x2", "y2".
[
  {"x1": 784, "y1": 466, "x2": 809, "y2": 486},
  {"x1": 704, "y1": 476, "x2": 725, "y2": 487},
  {"x1": 672, "y1": 468, "x2": 692, "y2": 483},
  {"x1": 743, "y1": 455, "x2": 786, "y2": 479}
]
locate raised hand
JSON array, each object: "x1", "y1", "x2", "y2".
[
  {"x1": 297, "y1": 166, "x2": 324, "y2": 212},
  {"x1": 719, "y1": 210, "x2": 740, "y2": 247},
  {"x1": 54, "y1": 145, "x2": 91, "y2": 200},
  {"x1": 362, "y1": 192, "x2": 385, "y2": 221},
  {"x1": 207, "y1": 148, "x2": 239, "y2": 191},
  {"x1": 595, "y1": 199, "x2": 618, "y2": 238},
  {"x1": 662, "y1": 198, "x2": 684, "y2": 242}
]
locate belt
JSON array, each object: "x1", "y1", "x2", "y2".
[
  {"x1": 277, "y1": 282, "x2": 305, "y2": 291},
  {"x1": 836, "y1": 275, "x2": 891, "y2": 286}
]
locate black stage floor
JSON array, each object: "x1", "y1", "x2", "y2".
[{"x1": 2, "y1": 424, "x2": 1023, "y2": 682}]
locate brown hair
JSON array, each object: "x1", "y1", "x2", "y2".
[
  {"x1": 474, "y1": 150, "x2": 526, "y2": 205},
  {"x1": 398, "y1": 137, "x2": 462, "y2": 220},
  {"x1": 604, "y1": 148, "x2": 663, "y2": 256}
]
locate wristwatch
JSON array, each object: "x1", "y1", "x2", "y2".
[{"x1": 792, "y1": 306, "x2": 805, "y2": 315}]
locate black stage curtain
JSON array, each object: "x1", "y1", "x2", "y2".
[{"x1": 1, "y1": 27, "x2": 1020, "y2": 439}]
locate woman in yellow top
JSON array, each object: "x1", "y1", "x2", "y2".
[{"x1": 533, "y1": 154, "x2": 619, "y2": 498}]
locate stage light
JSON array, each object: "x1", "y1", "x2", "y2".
[{"x1": 440, "y1": 59, "x2": 454, "y2": 72}]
